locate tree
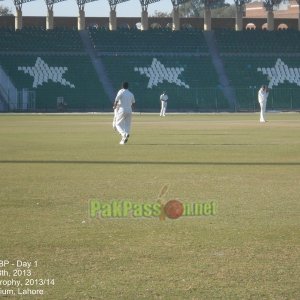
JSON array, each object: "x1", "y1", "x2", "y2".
[
  {"x1": 233, "y1": 0, "x2": 251, "y2": 31},
  {"x1": 150, "y1": 10, "x2": 172, "y2": 17},
  {"x1": 0, "y1": 5, "x2": 13, "y2": 16},
  {"x1": 211, "y1": 5, "x2": 235, "y2": 18},
  {"x1": 180, "y1": 0, "x2": 229, "y2": 17},
  {"x1": 151, "y1": 1, "x2": 236, "y2": 20},
  {"x1": 263, "y1": 0, "x2": 282, "y2": 30}
]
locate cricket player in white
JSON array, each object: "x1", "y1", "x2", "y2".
[
  {"x1": 258, "y1": 85, "x2": 269, "y2": 123},
  {"x1": 113, "y1": 82, "x2": 135, "y2": 144},
  {"x1": 160, "y1": 91, "x2": 168, "y2": 117}
]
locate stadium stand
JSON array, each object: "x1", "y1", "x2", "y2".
[
  {"x1": 101, "y1": 55, "x2": 227, "y2": 111},
  {"x1": 0, "y1": 28, "x2": 111, "y2": 111},
  {"x1": 223, "y1": 56, "x2": 300, "y2": 110},
  {"x1": 0, "y1": 27, "x2": 84, "y2": 52},
  {"x1": 214, "y1": 29, "x2": 300, "y2": 53},
  {"x1": 0, "y1": 26, "x2": 300, "y2": 112},
  {"x1": 90, "y1": 28, "x2": 228, "y2": 111},
  {"x1": 215, "y1": 29, "x2": 300, "y2": 110},
  {"x1": 0, "y1": 54, "x2": 108, "y2": 110},
  {"x1": 89, "y1": 28, "x2": 209, "y2": 54}
]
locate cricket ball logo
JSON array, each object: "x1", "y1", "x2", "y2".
[{"x1": 157, "y1": 185, "x2": 184, "y2": 221}]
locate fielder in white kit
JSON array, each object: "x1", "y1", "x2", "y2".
[
  {"x1": 113, "y1": 82, "x2": 135, "y2": 144},
  {"x1": 160, "y1": 91, "x2": 168, "y2": 117},
  {"x1": 258, "y1": 85, "x2": 269, "y2": 123}
]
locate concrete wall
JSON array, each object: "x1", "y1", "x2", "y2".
[{"x1": 0, "y1": 16, "x2": 298, "y2": 30}]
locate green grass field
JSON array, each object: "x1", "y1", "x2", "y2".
[{"x1": 0, "y1": 113, "x2": 299, "y2": 299}]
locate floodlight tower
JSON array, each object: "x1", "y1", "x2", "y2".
[
  {"x1": 170, "y1": 0, "x2": 188, "y2": 31},
  {"x1": 108, "y1": 0, "x2": 130, "y2": 30},
  {"x1": 45, "y1": 0, "x2": 66, "y2": 30},
  {"x1": 13, "y1": 0, "x2": 35, "y2": 30},
  {"x1": 139, "y1": 0, "x2": 160, "y2": 31},
  {"x1": 76, "y1": 0, "x2": 98, "y2": 30}
]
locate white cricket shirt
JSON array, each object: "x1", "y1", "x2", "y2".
[{"x1": 115, "y1": 88, "x2": 135, "y2": 112}]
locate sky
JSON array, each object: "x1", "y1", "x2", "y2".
[{"x1": 1, "y1": 0, "x2": 175, "y2": 17}]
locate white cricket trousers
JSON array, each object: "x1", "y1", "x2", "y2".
[
  {"x1": 115, "y1": 109, "x2": 132, "y2": 137},
  {"x1": 259, "y1": 100, "x2": 267, "y2": 122},
  {"x1": 112, "y1": 108, "x2": 117, "y2": 129},
  {"x1": 160, "y1": 101, "x2": 167, "y2": 116}
]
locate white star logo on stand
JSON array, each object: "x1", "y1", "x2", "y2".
[
  {"x1": 257, "y1": 58, "x2": 300, "y2": 88},
  {"x1": 134, "y1": 58, "x2": 189, "y2": 89},
  {"x1": 18, "y1": 57, "x2": 75, "y2": 88}
]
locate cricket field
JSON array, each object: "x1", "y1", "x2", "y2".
[{"x1": 0, "y1": 113, "x2": 299, "y2": 299}]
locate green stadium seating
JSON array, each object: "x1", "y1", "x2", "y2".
[
  {"x1": 215, "y1": 29, "x2": 300, "y2": 54},
  {"x1": 0, "y1": 27, "x2": 84, "y2": 52},
  {"x1": 223, "y1": 56, "x2": 300, "y2": 110},
  {"x1": 89, "y1": 28, "x2": 227, "y2": 110},
  {"x1": 1, "y1": 27, "x2": 300, "y2": 111},
  {"x1": 0, "y1": 54, "x2": 109, "y2": 111},
  {"x1": 213, "y1": 30, "x2": 300, "y2": 110},
  {"x1": 101, "y1": 55, "x2": 228, "y2": 111},
  {"x1": 89, "y1": 28, "x2": 209, "y2": 53}
]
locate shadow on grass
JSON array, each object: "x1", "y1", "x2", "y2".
[
  {"x1": 0, "y1": 160, "x2": 299, "y2": 166},
  {"x1": 160, "y1": 133, "x2": 247, "y2": 136},
  {"x1": 133, "y1": 143, "x2": 280, "y2": 146}
]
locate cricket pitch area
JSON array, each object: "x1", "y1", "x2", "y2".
[{"x1": 0, "y1": 113, "x2": 299, "y2": 299}]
